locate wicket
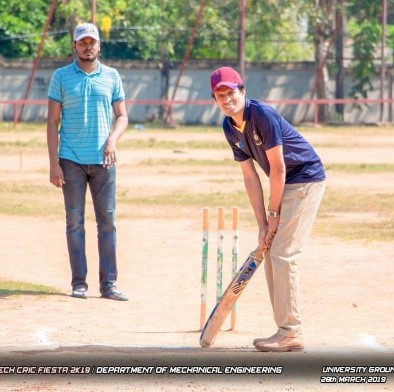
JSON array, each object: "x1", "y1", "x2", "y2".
[{"x1": 200, "y1": 206, "x2": 239, "y2": 331}]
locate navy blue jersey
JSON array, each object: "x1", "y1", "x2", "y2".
[{"x1": 223, "y1": 99, "x2": 326, "y2": 184}]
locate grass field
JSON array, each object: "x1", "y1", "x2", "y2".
[
  {"x1": 1, "y1": 122, "x2": 393, "y2": 243},
  {"x1": 0, "y1": 280, "x2": 61, "y2": 296}
]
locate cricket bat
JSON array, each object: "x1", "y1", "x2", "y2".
[{"x1": 199, "y1": 248, "x2": 265, "y2": 348}]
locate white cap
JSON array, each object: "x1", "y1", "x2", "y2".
[{"x1": 73, "y1": 23, "x2": 100, "y2": 41}]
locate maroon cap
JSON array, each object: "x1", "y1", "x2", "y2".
[{"x1": 210, "y1": 67, "x2": 243, "y2": 93}]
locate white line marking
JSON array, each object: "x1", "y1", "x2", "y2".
[
  {"x1": 359, "y1": 334, "x2": 388, "y2": 352},
  {"x1": 34, "y1": 328, "x2": 56, "y2": 347}
]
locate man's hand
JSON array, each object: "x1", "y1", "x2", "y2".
[
  {"x1": 50, "y1": 162, "x2": 65, "y2": 188},
  {"x1": 258, "y1": 226, "x2": 269, "y2": 250},
  {"x1": 103, "y1": 138, "x2": 117, "y2": 168},
  {"x1": 264, "y1": 215, "x2": 280, "y2": 249}
]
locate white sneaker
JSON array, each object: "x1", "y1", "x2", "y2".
[{"x1": 71, "y1": 287, "x2": 88, "y2": 299}]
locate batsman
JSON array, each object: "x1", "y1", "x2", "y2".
[{"x1": 210, "y1": 67, "x2": 326, "y2": 352}]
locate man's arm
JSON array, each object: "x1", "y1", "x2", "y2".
[
  {"x1": 103, "y1": 99, "x2": 128, "y2": 168},
  {"x1": 265, "y1": 144, "x2": 286, "y2": 243},
  {"x1": 46, "y1": 100, "x2": 64, "y2": 187},
  {"x1": 240, "y1": 158, "x2": 268, "y2": 250}
]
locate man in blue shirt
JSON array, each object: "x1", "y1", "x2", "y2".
[
  {"x1": 47, "y1": 23, "x2": 129, "y2": 301},
  {"x1": 210, "y1": 67, "x2": 326, "y2": 352}
]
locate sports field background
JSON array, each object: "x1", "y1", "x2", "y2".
[{"x1": 0, "y1": 122, "x2": 393, "y2": 391}]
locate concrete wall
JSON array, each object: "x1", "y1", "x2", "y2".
[{"x1": 1, "y1": 60, "x2": 393, "y2": 124}]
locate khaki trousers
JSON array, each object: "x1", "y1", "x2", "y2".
[{"x1": 264, "y1": 180, "x2": 326, "y2": 337}]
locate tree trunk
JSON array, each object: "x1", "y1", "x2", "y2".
[
  {"x1": 314, "y1": 32, "x2": 329, "y2": 123},
  {"x1": 335, "y1": 0, "x2": 346, "y2": 120}
]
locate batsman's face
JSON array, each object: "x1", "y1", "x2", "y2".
[
  {"x1": 73, "y1": 38, "x2": 100, "y2": 62},
  {"x1": 213, "y1": 86, "x2": 246, "y2": 118}
]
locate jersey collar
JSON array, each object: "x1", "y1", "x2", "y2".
[
  {"x1": 229, "y1": 98, "x2": 250, "y2": 132},
  {"x1": 73, "y1": 59, "x2": 101, "y2": 75}
]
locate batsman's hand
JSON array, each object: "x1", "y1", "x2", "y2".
[
  {"x1": 264, "y1": 215, "x2": 279, "y2": 249},
  {"x1": 257, "y1": 227, "x2": 270, "y2": 252}
]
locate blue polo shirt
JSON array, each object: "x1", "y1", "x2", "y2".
[
  {"x1": 223, "y1": 99, "x2": 326, "y2": 184},
  {"x1": 48, "y1": 60, "x2": 125, "y2": 164}
]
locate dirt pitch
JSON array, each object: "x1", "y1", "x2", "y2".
[{"x1": 0, "y1": 125, "x2": 393, "y2": 392}]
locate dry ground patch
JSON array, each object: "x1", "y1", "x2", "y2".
[{"x1": 0, "y1": 123, "x2": 393, "y2": 391}]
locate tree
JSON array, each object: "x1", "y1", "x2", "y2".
[
  {"x1": 0, "y1": 0, "x2": 48, "y2": 58},
  {"x1": 0, "y1": 0, "x2": 313, "y2": 62},
  {"x1": 1, "y1": 0, "x2": 393, "y2": 125},
  {"x1": 276, "y1": 0, "x2": 394, "y2": 122},
  {"x1": 277, "y1": 0, "x2": 337, "y2": 122},
  {"x1": 347, "y1": 0, "x2": 389, "y2": 100},
  {"x1": 309, "y1": 0, "x2": 336, "y2": 122}
]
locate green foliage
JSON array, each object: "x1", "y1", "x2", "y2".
[
  {"x1": 348, "y1": 19, "x2": 381, "y2": 100},
  {"x1": 0, "y1": 0, "x2": 316, "y2": 62},
  {"x1": 0, "y1": 0, "x2": 48, "y2": 57},
  {"x1": 1, "y1": 0, "x2": 393, "y2": 106},
  {"x1": 347, "y1": 0, "x2": 393, "y2": 101},
  {"x1": 244, "y1": 2, "x2": 314, "y2": 61}
]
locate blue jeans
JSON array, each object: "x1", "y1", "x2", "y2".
[{"x1": 59, "y1": 159, "x2": 118, "y2": 295}]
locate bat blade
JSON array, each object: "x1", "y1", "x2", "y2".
[{"x1": 199, "y1": 250, "x2": 264, "y2": 348}]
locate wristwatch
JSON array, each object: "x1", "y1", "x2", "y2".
[{"x1": 267, "y1": 210, "x2": 279, "y2": 218}]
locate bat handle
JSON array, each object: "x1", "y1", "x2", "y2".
[{"x1": 251, "y1": 247, "x2": 265, "y2": 262}]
